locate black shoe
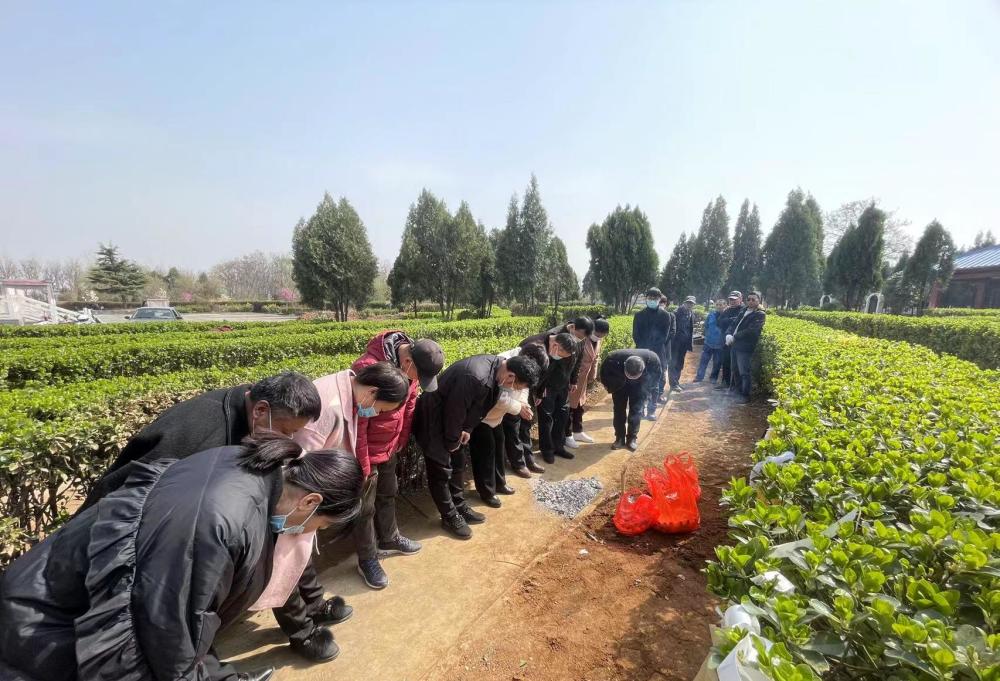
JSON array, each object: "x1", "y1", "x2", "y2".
[
  {"x1": 496, "y1": 484, "x2": 516, "y2": 495},
  {"x1": 441, "y1": 514, "x2": 473, "y2": 539},
  {"x1": 311, "y1": 596, "x2": 353, "y2": 626},
  {"x1": 693, "y1": 378, "x2": 703, "y2": 383},
  {"x1": 643, "y1": 411, "x2": 656, "y2": 422},
  {"x1": 237, "y1": 668, "x2": 275, "y2": 681},
  {"x1": 542, "y1": 453, "x2": 555, "y2": 464},
  {"x1": 290, "y1": 627, "x2": 340, "y2": 662},
  {"x1": 513, "y1": 466, "x2": 532, "y2": 479},
  {"x1": 671, "y1": 384, "x2": 684, "y2": 392},
  {"x1": 458, "y1": 505, "x2": 486, "y2": 524},
  {"x1": 377, "y1": 534, "x2": 422, "y2": 556},
  {"x1": 713, "y1": 384, "x2": 728, "y2": 391},
  {"x1": 626, "y1": 438, "x2": 639, "y2": 452},
  {"x1": 611, "y1": 437, "x2": 626, "y2": 450},
  {"x1": 357, "y1": 558, "x2": 389, "y2": 590},
  {"x1": 526, "y1": 459, "x2": 546, "y2": 473},
  {"x1": 554, "y1": 450, "x2": 575, "y2": 460},
  {"x1": 656, "y1": 394, "x2": 668, "y2": 404},
  {"x1": 481, "y1": 496, "x2": 502, "y2": 508}
]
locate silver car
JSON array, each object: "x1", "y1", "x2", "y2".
[{"x1": 127, "y1": 306, "x2": 183, "y2": 322}]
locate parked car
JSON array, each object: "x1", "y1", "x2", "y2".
[{"x1": 126, "y1": 307, "x2": 183, "y2": 322}]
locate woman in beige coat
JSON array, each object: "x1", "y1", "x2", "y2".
[{"x1": 566, "y1": 317, "x2": 610, "y2": 445}]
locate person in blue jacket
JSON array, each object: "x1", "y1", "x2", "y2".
[{"x1": 694, "y1": 299, "x2": 726, "y2": 383}]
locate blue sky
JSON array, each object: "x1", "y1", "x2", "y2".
[{"x1": 2, "y1": 1, "x2": 998, "y2": 275}]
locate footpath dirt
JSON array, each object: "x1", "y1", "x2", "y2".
[{"x1": 217, "y1": 352, "x2": 770, "y2": 681}]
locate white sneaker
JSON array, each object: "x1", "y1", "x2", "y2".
[
  {"x1": 575, "y1": 431, "x2": 595, "y2": 444},
  {"x1": 564, "y1": 435, "x2": 580, "y2": 449}
]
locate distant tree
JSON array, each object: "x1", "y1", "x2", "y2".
[
  {"x1": 210, "y1": 251, "x2": 296, "y2": 300},
  {"x1": 469, "y1": 227, "x2": 499, "y2": 317},
  {"x1": 494, "y1": 194, "x2": 522, "y2": 304},
  {"x1": 901, "y1": 220, "x2": 956, "y2": 313},
  {"x1": 387, "y1": 225, "x2": 424, "y2": 315},
  {"x1": 824, "y1": 198, "x2": 913, "y2": 260},
  {"x1": 724, "y1": 200, "x2": 762, "y2": 296},
  {"x1": 586, "y1": 205, "x2": 659, "y2": 313},
  {"x1": 973, "y1": 230, "x2": 997, "y2": 250},
  {"x1": 371, "y1": 258, "x2": 393, "y2": 305},
  {"x1": 582, "y1": 268, "x2": 601, "y2": 303},
  {"x1": 292, "y1": 194, "x2": 377, "y2": 321},
  {"x1": 87, "y1": 244, "x2": 146, "y2": 303},
  {"x1": 824, "y1": 204, "x2": 886, "y2": 310},
  {"x1": 435, "y1": 201, "x2": 485, "y2": 319},
  {"x1": 519, "y1": 175, "x2": 554, "y2": 307},
  {"x1": 688, "y1": 196, "x2": 731, "y2": 303},
  {"x1": 659, "y1": 232, "x2": 693, "y2": 302},
  {"x1": 538, "y1": 236, "x2": 579, "y2": 315},
  {"x1": 759, "y1": 189, "x2": 822, "y2": 308}
]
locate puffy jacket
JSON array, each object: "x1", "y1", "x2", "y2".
[
  {"x1": 351, "y1": 331, "x2": 418, "y2": 468},
  {"x1": 703, "y1": 310, "x2": 724, "y2": 349}
]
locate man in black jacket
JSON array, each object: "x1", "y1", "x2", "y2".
[
  {"x1": 600, "y1": 349, "x2": 661, "y2": 451},
  {"x1": 414, "y1": 354, "x2": 542, "y2": 539},
  {"x1": 520, "y1": 330, "x2": 580, "y2": 464},
  {"x1": 669, "y1": 296, "x2": 696, "y2": 392},
  {"x1": 632, "y1": 287, "x2": 672, "y2": 416},
  {"x1": 715, "y1": 291, "x2": 744, "y2": 391},
  {"x1": 724, "y1": 291, "x2": 767, "y2": 403}
]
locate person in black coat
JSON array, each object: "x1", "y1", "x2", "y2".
[
  {"x1": 0, "y1": 437, "x2": 364, "y2": 681},
  {"x1": 669, "y1": 296, "x2": 696, "y2": 391},
  {"x1": 715, "y1": 291, "x2": 744, "y2": 390},
  {"x1": 632, "y1": 287, "x2": 672, "y2": 415},
  {"x1": 599, "y1": 349, "x2": 661, "y2": 452},
  {"x1": 518, "y1": 330, "x2": 579, "y2": 464},
  {"x1": 413, "y1": 354, "x2": 542, "y2": 539},
  {"x1": 724, "y1": 291, "x2": 767, "y2": 402}
]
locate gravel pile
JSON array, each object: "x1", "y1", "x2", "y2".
[{"x1": 531, "y1": 477, "x2": 603, "y2": 518}]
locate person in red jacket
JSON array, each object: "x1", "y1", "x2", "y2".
[{"x1": 350, "y1": 331, "x2": 444, "y2": 589}]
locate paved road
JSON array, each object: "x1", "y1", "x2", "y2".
[{"x1": 93, "y1": 312, "x2": 298, "y2": 324}]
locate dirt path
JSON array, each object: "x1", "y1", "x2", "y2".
[{"x1": 217, "y1": 352, "x2": 769, "y2": 681}]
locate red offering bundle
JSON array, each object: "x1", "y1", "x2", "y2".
[
  {"x1": 612, "y1": 451, "x2": 701, "y2": 536},
  {"x1": 613, "y1": 488, "x2": 657, "y2": 535}
]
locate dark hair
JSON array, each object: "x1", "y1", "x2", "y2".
[
  {"x1": 624, "y1": 356, "x2": 646, "y2": 378},
  {"x1": 594, "y1": 318, "x2": 610, "y2": 334},
  {"x1": 239, "y1": 435, "x2": 365, "y2": 541},
  {"x1": 356, "y1": 361, "x2": 410, "y2": 403},
  {"x1": 250, "y1": 371, "x2": 322, "y2": 421},
  {"x1": 571, "y1": 317, "x2": 595, "y2": 335},
  {"x1": 747, "y1": 291, "x2": 762, "y2": 300},
  {"x1": 553, "y1": 332, "x2": 579, "y2": 354},
  {"x1": 659, "y1": 296, "x2": 669, "y2": 304},
  {"x1": 519, "y1": 342, "x2": 550, "y2": 374},
  {"x1": 646, "y1": 287, "x2": 662, "y2": 298},
  {"x1": 507, "y1": 355, "x2": 543, "y2": 388}
]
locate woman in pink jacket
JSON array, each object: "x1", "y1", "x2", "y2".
[{"x1": 566, "y1": 317, "x2": 610, "y2": 445}]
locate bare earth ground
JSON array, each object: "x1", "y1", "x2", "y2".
[{"x1": 217, "y1": 351, "x2": 769, "y2": 681}]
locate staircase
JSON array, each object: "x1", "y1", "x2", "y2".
[{"x1": 0, "y1": 294, "x2": 80, "y2": 325}]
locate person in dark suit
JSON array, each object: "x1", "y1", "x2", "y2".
[
  {"x1": 599, "y1": 348, "x2": 662, "y2": 452},
  {"x1": 669, "y1": 296, "x2": 696, "y2": 391}
]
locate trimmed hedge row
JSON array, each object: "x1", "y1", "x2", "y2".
[
  {"x1": 926, "y1": 308, "x2": 1000, "y2": 318},
  {"x1": 782, "y1": 310, "x2": 1000, "y2": 370},
  {"x1": 706, "y1": 316, "x2": 1000, "y2": 679}
]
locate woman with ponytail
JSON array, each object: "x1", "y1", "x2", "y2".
[{"x1": 0, "y1": 436, "x2": 364, "y2": 681}]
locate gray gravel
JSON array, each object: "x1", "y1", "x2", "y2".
[{"x1": 531, "y1": 477, "x2": 603, "y2": 518}]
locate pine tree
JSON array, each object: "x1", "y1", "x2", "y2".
[
  {"x1": 388, "y1": 217, "x2": 424, "y2": 315},
  {"x1": 759, "y1": 189, "x2": 822, "y2": 308},
  {"x1": 659, "y1": 232, "x2": 694, "y2": 302},
  {"x1": 586, "y1": 205, "x2": 659, "y2": 313},
  {"x1": 518, "y1": 174, "x2": 554, "y2": 307},
  {"x1": 87, "y1": 243, "x2": 147, "y2": 303},
  {"x1": 291, "y1": 194, "x2": 377, "y2": 321},
  {"x1": 902, "y1": 221, "x2": 956, "y2": 313},
  {"x1": 494, "y1": 194, "x2": 522, "y2": 304},
  {"x1": 824, "y1": 204, "x2": 886, "y2": 310},
  {"x1": 725, "y1": 200, "x2": 762, "y2": 296},
  {"x1": 538, "y1": 236, "x2": 579, "y2": 314},
  {"x1": 689, "y1": 196, "x2": 732, "y2": 303}
]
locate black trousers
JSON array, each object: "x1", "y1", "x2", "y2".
[
  {"x1": 502, "y1": 414, "x2": 530, "y2": 468},
  {"x1": 720, "y1": 346, "x2": 734, "y2": 385},
  {"x1": 669, "y1": 346, "x2": 687, "y2": 388},
  {"x1": 470, "y1": 422, "x2": 506, "y2": 499},
  {"x1": 273, "y1": 561, "x2": 327, "y2": 645},
  {"x1": 415, "y1": 394, "x2": 469, "y2": 519},
  {"x1": 611, "y1": 381, "x2": 644, "y2": 441},
  {"x1": 352, "y1": 454, "x2": 402, "y2": 561},
  {"x1": 538, "y1": 387, "x2": 569, "y2": 457},
  {"x1": 566, "y1": 405, "x2": 584, "y2": 435}
]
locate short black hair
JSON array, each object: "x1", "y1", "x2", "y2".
[
  {"x1": 594, "y1": 318, "x2": 610, "y2": 334},
  {"x1": 747, "y1": 291, "x2": 762, "y2": 300},
  {"x1": 552, "y1": 332, "x2": 579, "y2": 354},
  {"x1": 646, "y1": 287, "x2": 662, "y2": 298},
  {"x1": 356, "y1": 361, "x2": 410, "y2": 403},
  {"x1": 624, "y1": 356, "x2": 645, "y2": 379},
  {"x1": 250, "y1": 371, "x2": 322, "y2": 421},
  {"x1": 519, "y1": 342, "x2": 550, "y2": 374},
  {"x1": 507, "y1": 355, "x2": 543, "y2": 388},
  {"x1": 571, "y1": 317, "x2": 595, "y2": 335}
]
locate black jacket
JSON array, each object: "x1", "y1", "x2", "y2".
[
  {"x1": 549, "y1": 324, "x2": 585, "y2": 385},
  {"x1": 81, "y1": 385, "x2": 251, "y2": 510},
  {"x1": 632, "y1": 308, "x2": 673, "y2": 357},
  {"x1": 672, "y1": 306, "x2": 694, "y2": 354},
  {"x1": 0, "y1": 447, "x2": 279, "y2": 681},
  {"x1": 716, "y1": 305, "x2": 743, "y2": 339},
  {"x1": 727, "y1": 307, "x2": 767, "y2": 352},
  {"x1": 599, "y1": 349, "x2": 662, "y2": 396},
  {"x1": 414, "y1": 354, "x2": 501, "y2": 454},
  {"x1": 521, "y1": 332, "x2": 574, "y2": 392}
]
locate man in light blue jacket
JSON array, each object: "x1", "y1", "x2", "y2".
[{"x1": 694, "y1": 299, "x2": 726, "y2": 383}]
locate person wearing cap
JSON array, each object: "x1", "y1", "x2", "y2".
[
  {"x1": 715, "y1": 291, "x2": 744, "y2": 391},
  {"x1": 348, "y1": 331, "x2": 444, "y2": 587},
  {"x1": 668, "y1": 296, "x2": 696, "y2": 392},
  {"x1": 632, "y1": 287, "x2": 673, "y2": 416},
  {"x1": 599, "y1": 348, "x2": 662, "y2": 452},
  {"x1": 724, "y1": 291, "x2": 767, "y2": 403}
]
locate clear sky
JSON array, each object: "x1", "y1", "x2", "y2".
[{"x1": 2, "y1": 1, "x2": 998, "y2": 276}]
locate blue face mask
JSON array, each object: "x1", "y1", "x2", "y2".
[
  {"x1": 646, "y1": 300, "x2": 658, "y2": 309},
  {"x1": 357, "y1": 396, "x2": 379, "y2": 418},
  {"x1": 269, "y1": 505, "x2": 318, "y2": 535}
]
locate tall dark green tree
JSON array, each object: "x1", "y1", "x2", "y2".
[
  {"x1": 469, "y1": 227, "x2": 499, "y2": 317},
  {"x1": 387, "y1": 218, "x2": 424, "y2": 315},
  {"x1": 494, "y1": 194, "x2": 522, "y2": 303},
  {"x1": 291, "y1": 193, "x2": 377, "y2": 321},
  {"x1": 582, "y1": 268, "x2": 600, "y2": 303},
  {"x1": 724, "y1": 200, "x2": 762, "y2": 296},
  {"x1": 759, "y1": 189, "x2": 822, "y2": 308},
  {"x1": 659, "y1": 233, "x2": 693, "y2": 302},
  {"x1": 518, "y1": 174, "x2": 554, "y2": 307},
  {"x1": 538, "y1": 236, "x2": 579, "y2": 314},
  {"x1": 87, "y1": 243, "x2": 146, "y2": 303},
  {"x1": 824, "y1": 204, "x2": 886, "y2": 310},
  {"x1": 689, "y1": 196, "x2": 732, "y2": 303},
  {"x1": 902, "y1": 220, "x2": 956, "y2": 313},
  {"x1": 586, "y1": 205, "x2": 659, "y2": 313}
]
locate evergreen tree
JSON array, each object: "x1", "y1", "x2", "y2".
[
  {"x1": 725, "y1": 200, "x2": 762, "y2": 296},
  {"x1": 689, "y1": 196, "x2": 731, "y2": 303},
  {"x1": 759, "y1": 189, "x2": 822, "y2": 308},
  {"x1": 659, "y1": 232, "x2": 694, "y2": 302},
  {"x1": 586, "y1": 205, "x2": 659, "y2": 313},
  {"x1": 291, "y1": 194, "x2": 377, "y2": 321},
  {"x1": 494, "y1": 194, "x2": 522, "y2": 304},
  {"x1": 973, "y1": 230, "x2": 997, "y2": 250},
  {"x1": 87, "y1": 243, "x2": 146, "y2": 303},
  {"x1": 518, "y1": 174, "x2": 554, "y2": 307},
  {"x1": 469, "y1": 227, "x2": 499, "y2": 317},
  {"x1": 387, "y1": 218, "x2": 424, "y2": 315},
  {"x1": 902, "y1": 220, "x2": 956, "y2": 313},
  {"x1": 824, "y1": 204, "x2": 886, "y2": 310},
  {"x1": 582, "y1": 268, "x2": 600, "y2": 303},
  {"x1": 538, "y1": 236, "x2": 579, "y2": 314}
]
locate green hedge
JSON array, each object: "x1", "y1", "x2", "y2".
[
  {"x1": 706, "y1": 316, "x2": 1000, "y2": 679},
  {"x1": 926, "y1": 308, "x2": 1000, "y2": 318},
  {"x1": 782, "y1": 310, "x2": 1000, "y2": 370}
]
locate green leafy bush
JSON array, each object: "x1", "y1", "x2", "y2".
[
  {"x1": 926, "y1": 308, "x2": 1000, "y2": 318},
  {"x1": 706, "y1": 316, "x2": 1000, "y2": 679}
]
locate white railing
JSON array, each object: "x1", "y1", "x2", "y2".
[{"x1": 0, "y1": 294, "x2": 79, "y2": 325}]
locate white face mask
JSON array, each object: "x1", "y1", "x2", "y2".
[{"x1": 590, "y1": 334, "x2": 599, "y2": 342}]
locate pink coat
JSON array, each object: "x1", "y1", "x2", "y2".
[
  {"x1": 569, "y1": 338, "x2": 601, "y2": 408},
  {"x1": 294, "y1": 370, "x2": 360, "y2": 467}
]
